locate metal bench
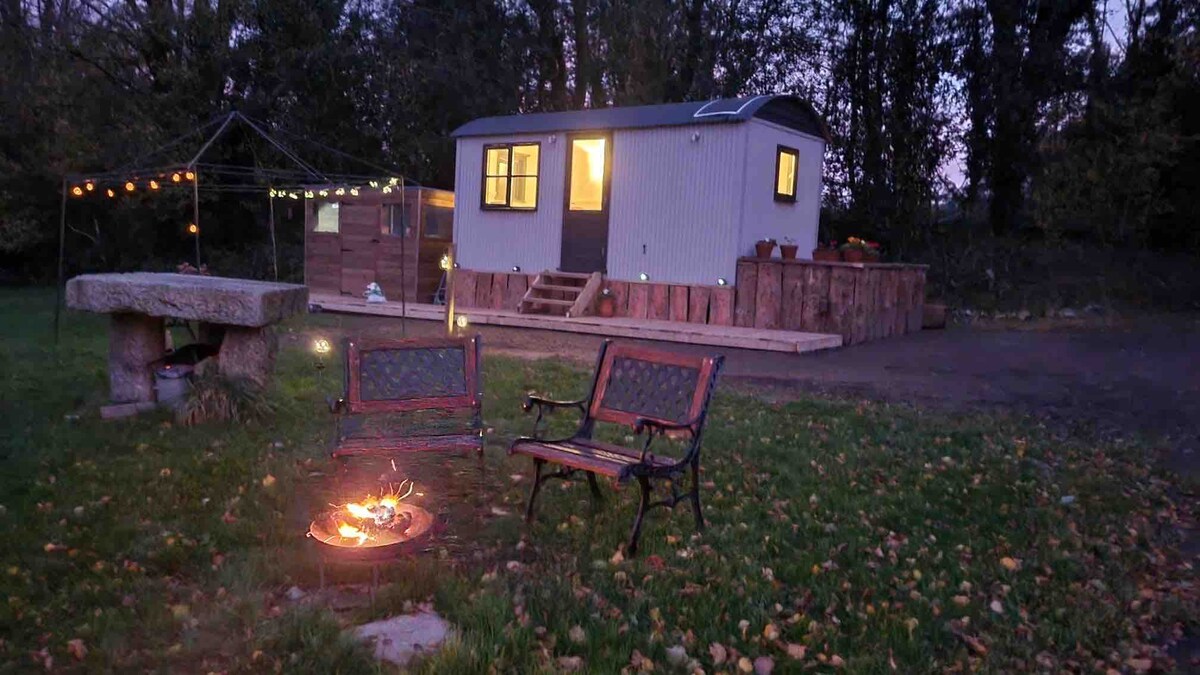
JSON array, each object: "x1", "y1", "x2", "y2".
[
  {"x1": 510, "y1": 340, "x2": 724, "y2": 554},
  {"x1": 330, "y1": 336, "x2": 484, "y2": 457}
]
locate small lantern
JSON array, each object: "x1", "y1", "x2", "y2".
[
  {"x1": 455, "y1": 315, "x2": 469, "y2": 330},
  {"x1": 439, "y1": 254, "x2": 451, "y2": 271}
]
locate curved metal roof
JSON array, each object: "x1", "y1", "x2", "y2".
[{"x1": 450, "y1": 94, "x2": 830, "y2": 141}]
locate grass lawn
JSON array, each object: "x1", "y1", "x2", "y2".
[{"x1": 0, "y1": 287, "x2": 1195, "y2": 673}]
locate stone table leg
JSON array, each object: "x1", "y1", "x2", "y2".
[
  {"x1": 219, "y1": 325, "x2": 278, "y2": 388},
  {"x1": 109, "y1": 312, "x2": 164, "y2": 403}
]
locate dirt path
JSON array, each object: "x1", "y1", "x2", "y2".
[{"x1": 302, "y1": 311, "x2": 1199, "y2": 453}]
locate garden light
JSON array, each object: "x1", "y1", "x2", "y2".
[{"x1": 313, "y1": 338, "x2": 332, "y2": 355}]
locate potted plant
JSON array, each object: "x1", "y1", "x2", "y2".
[
  {"x1": 754, "y1": 238, "x2": 777, "y2": 259},
  {"x1": 839, "y1": 236, "x2": 878, "y2": 263},
  {"x1": 864, "y1": 240, "x2": 882, "y2": 261},
  {"x1": 779, "y1": 237, "x2": 799, "y2": 260},
  {"x1": 596, "y1": 288, "x2": 616, "y2": 317},
  {"x1": 812, "y1": 241, "x2": 841, "y2": 262}
]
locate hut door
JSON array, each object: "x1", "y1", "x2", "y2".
[
  {"x1": 560, "y1": 133, "x2": 611, "y2": 273},
  {"x1": 339, "y1": 204, "x2": 382, "y2": 295}
]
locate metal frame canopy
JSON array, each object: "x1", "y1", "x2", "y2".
[{"x1": 54, "y1": 110, "x2": 416, "y2": 342}]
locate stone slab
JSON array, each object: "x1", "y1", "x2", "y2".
[
  {"x1": 352, "y1": 612, "x2": 452, "y2": 667},
  {"x1": 66, "y1": 273, "x2": 308, "y2": 327}
]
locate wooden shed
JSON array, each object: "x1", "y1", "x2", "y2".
[{"x1": 304, "y1": 186, "x2": 454, "y2": 302}]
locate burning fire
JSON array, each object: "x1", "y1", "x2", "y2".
[{"x1": 314, "y1": 480, "x2": 429, "y2": 548}]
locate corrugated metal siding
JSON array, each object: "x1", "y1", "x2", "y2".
[
  {"x1": 737, "y1": 120, "x2": 824, "y2": 258},
  {"x1": 606, "y1": 125, "x2": 744, "y2": 285},
  {"x1": 453, "y1": 133, "x2": 564, "y2": 273}
]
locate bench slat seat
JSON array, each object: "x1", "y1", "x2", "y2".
[{"x1": 509, "y1": 438, "x2": 672, "y2": 479}]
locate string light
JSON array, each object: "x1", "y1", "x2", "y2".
[
  {"x1": 369, "y1": 180, "x2": 379, "y2": 188},
  {"x1": 125, "y1": 182, "x2": 136, "y2": 192},
  {"x1": 269, "y1": 189, "x2": 277, "y2": 198},
  {"x1": 71, "y1": 186, "x2": 84, "y2": 197},
  {"x1": 149, "y1": 180, "x2": 160, "y2": 190},
  {"x1": 349, "y1": 187, "x2": 359, "y2": 196},
  {"x1": 288, "y1": 192, "x2": 300, "y2": 200},
  {"x1": 335, "y1": 187, "x2": 345, "y2": 196},
  {"x1": 172, "y1": 172, "x2": 182, "y2": 183},
  {"x1": 304, "y1": 191, "x2": 314, "y2": 199},
  {"x1": 382, "y1": 186, "x2": 393, "y2": 194},
  {"x1": 184, "y1": 171, "x2": 195, "y2": 181},
  {"x1": 187, "y1": 223, "x2": 198, "y2": 235},
  {"x1": 388, "y1": 177, "x2": 400, "y2": 186},
  {"x1": 318, "y1": 189, "x2": 329, "y2": 197},
  {"x1": 85, "y1": 182, "x2": 95, "y2": 192},
  {"x1": 105, "y1": 188, "x2": 115, "y2": 198}
]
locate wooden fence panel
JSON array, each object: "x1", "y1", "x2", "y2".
[
  {"x1": 649, "y1": 284, "x2": 670, "y2": 320},
  {"x1": 609, "y1": 281, "x2": 629, "y2": 317},
  {"x1": 908, "y1": 271, "x2": 926, "y2": 332},
  {"x1": 710, "y1": 287, "x2": 734, "y2": 326},
  {"x1": 753, "y1": 262, "x2": 783, "y2": 330},
  {"x1": 734, "y1": 261, "x2": 757, "y2": 327},
  {"x1": 829, "y1": 268, "x2": 857, "y2": 339},
  {"x1": 490, "y1": 273, "x2": 508, "y2": 310},
  {"x1": 669, "y1": 286, "x2": 689, "y2": 322},
  {"x1": 801, "y1": 265, "x2": 831, "y2": 333},
  {"x1": 688, "y1": 287, "x2": 711, "y2": 324},
  {"x1": 474, "y1": 273, "x2": 493, "y2": 309},
  {"x1": 505, "y1": 274, "x2": 527, "y2": 310},
  {"x1": 781, "y1": 264, "x2": 806, "y2": 331},
  {"x1": 628, "y1": 283, "x2": 649, "y2": 319},
  {"x1": 453, "y1": 270, "x2": 476, "y2": 308}
]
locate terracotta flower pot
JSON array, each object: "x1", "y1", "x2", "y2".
[
  {"x1": 755, "y1": 241, "x2": 777, "y2": 258},
  {"x1": 597, "y1": 295, "x2": 615, "y2": 318},
  {"x1": 812, "y1": 249, "x2": 841, "y2": 262},
  {"x1": 842, "y1": 248, "x2": 865, "y2": 263},
  {"x1": 779, "y1": 244, "x2": 799, "y2": 260},
  {"x1": 865, "y1": 250, "x2": 881, "y2": 262}
]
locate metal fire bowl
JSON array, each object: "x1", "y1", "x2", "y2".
[{"x1": 308, "y1": 503, "x2": 439, "y2": 563}]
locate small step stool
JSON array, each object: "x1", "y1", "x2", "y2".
[{"x1": 519, "y1": 271, "x2": 602, "y2": 317}]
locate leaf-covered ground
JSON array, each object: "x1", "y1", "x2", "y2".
[{"x1": 0, "y1": 288, "x2": 1195, "y2": 673}]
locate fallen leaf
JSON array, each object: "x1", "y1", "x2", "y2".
[
  {"x1": 67, "y1": 639, "x2": 87, "y2": 661},
  {"x1": 1125, "y1": 658, "x2": 1152, "y2": 673},
  {"x1": 830, "y1": 654, "x2": 845, "y2": 667},
  {"x1": 785, "y1": 643, "x2": 806, "y2": 660},
  {"x1": 737, "y1": 656, "x2": 754, "y2": 673},
  {"x1": 952, "y1": 595, "x2": 969, "y2": 607},
  {"x1": 666, "y1": 645, "x2": 688, "y2": 666},
  {"x1": 261, "y1": 474, "x2": 276, "y2": 488},
  {"x1": 999, "y1": 556, "x2": 1019, "y2": 571},
  {"x1": 753, "y1": 656, "x2": 775, "y2": 674},
  {"x1": 568, "y1": 625, "x2": 586, "y2": 644},
  {"x1": 989, "y1": 600, "x2": 1003, "y2": 614},
  {"x1": 557, "y1": 656, "x2": 584, "y2": 672},
  {"x1": 709, "y1": 642, "x2": 728, "y2": 665},
  {"x1": 763, "y1": 623, "x2": 780, "y2": 641},
  {"x1": 610, "y1": 549, "x2": 625, "y2": 565}
]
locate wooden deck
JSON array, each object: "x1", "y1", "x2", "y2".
[{"x1": 309, "y1": 293, "x2": 843, "y2": 354}]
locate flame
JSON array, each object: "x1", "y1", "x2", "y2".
[
  {"x1": 336, "y1": 522, "x2": 368, "y2": 545},
  {"x1": 345, "y1": 502, "x2": 373, "y2": 520}
]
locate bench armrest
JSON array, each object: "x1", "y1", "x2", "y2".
[
  {"x1": 633, "y1": 416, "x2": 698, "y2": 436},
  {"x1": 522, "y1": 394, "x2": 587, "y2": 413},
  {"x1": 522, "y1": 393, "x2": 587, "y2": 440}
]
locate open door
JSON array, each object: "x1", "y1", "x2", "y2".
[{"x1": 560, "y1": 133, "x2": 611, "y2": 273}]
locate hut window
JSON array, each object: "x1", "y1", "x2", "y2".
[
  {"x1": 774, "y1": 146, "x2": 799, "y2": 202},
  {"x1": 313, "y1": 202, "x2": 340, "y2": 233},
  {"x1": 568, "y1": 137, "x2": 607, "y2": 211},
  {"x1": 482, "y1": 143, "x2": 539, "y2": 210}
]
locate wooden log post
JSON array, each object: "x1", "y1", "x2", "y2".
[
  {"x1": 609, "y1": 280, "x2": 630, "y2": 317},
  {"x1": 490, "y1": 273, "x2": 508, "y2": 310},
  {"x1": 781, "y1": 264, "x2": 806, "y2": 331},
  {"x1": 454, "y1": 270, "x2": 476, "y2": 309},
  {"x1": 628, "y1": 283, "x2": 649, "y2": 319},
  {"x1": 648, "y1": 284, "x2": 670, "y2": 320},
  {"x1": 828, "y1": 267, "x2": 857, "y2": 341}
]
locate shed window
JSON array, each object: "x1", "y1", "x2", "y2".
[
  {"x1": 313, "y1": 202, "x2": 340, "y2": 233},
  {"x1": 774, "y1": 145, "x2": 799, "y2": 202},
  {"x1": 483, "y1": 143, "x2": 539, "y2": 210}
]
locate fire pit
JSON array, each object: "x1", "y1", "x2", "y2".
[{"x1": 308, "y1": 479, "x2": 437, "y2": 563}]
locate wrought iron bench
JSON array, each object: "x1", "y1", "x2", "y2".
[
  {"x1": 329, "y1": 336, "x2": 484, "y2": 457},
  {"x1": 509, "y1": 340, "x2": 724, "y2": 554}
]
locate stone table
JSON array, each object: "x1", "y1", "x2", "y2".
[{"x1": 66, "y1": 273, "x2": 308, "y2": 404}]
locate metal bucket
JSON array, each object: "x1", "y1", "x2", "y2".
[{"x1": 154, "y1": 364, "x2": 193, "y2": 406}]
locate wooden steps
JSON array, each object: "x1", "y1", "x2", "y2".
[{"x1": 519, "y1": 271, "x2": 602, "y2": 317}]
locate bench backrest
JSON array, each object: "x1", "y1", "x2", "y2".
[
  {"x1": 586, "y1": 341, "x2": 722, "y2": 432},
  {"x1": 344, "y1": 336, "x2": 481, "y2": 414}
]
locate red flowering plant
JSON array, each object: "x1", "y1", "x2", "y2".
[{"x1": 838, "y1": 236, "x2": 880, "y2": 253}]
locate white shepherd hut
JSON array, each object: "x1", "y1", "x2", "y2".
[{"x1": 449, "y1": 94, "x2": 829, "y2": 286}]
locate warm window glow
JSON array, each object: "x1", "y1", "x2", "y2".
[
  {"x1": 483, "y1": 143, "x2": 539, "y2": 209},
  {"x1": 314, "y1": 202, "x2": 340, "y2": 233},
  {"x1": 775, "y1": 146, "x2": 799, "y2": 201},
  {"x1": 569, "y1": 138, "x2": 606, "y2": 211}
]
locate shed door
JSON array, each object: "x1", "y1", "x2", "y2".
[
  {"x1": 339, "y1": 204, "x2": 382, "y2": 294},
  {"x1": 560, "y1": 133, "x2": 611, "y2": 273}
]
